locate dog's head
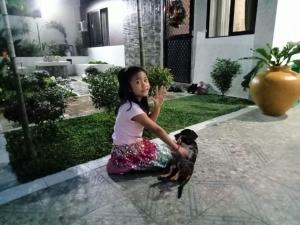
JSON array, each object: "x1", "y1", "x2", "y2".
[{"x1": 174, "y1": 129, "x2": 198, "y2": 145}]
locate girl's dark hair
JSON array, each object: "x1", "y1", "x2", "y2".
[{"x1": 116, "y1": 66, "x2": 150, "y2": 114}]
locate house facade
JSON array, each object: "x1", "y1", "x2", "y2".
[
  {"x1": 192, "y1": 0, "x2": 300, "y2": 98},
  {"x1": 80, "y1": 0, "x2": 300, "y2": 98},
  {"x1": 2, "y1": 0, "x2": 299, "y2": 98}
]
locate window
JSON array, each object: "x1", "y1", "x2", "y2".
[
  {"x1": 206, "y1": 0, "x2": 258, "y2": 38},
  {"x1": 87, "y1": 8, "x2": 109, "y2": 47}
]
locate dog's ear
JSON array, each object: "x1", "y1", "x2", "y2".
[
  {"x1": 190, "y1": 131, "x2": 198, "y2": 140},
  {"x1": 185, "y1": 129, "x2": 198, "y2": 140}
]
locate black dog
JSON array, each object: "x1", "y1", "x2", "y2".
[
  {"x1": 187, "y1": 83, "x2": 198, "y2": 94},
  {"x1": 158, "y1": 129, "x2": 198, "y2": 198}
]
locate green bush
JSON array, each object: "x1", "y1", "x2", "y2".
[
  {"x1": 86, "y1": 66, "x2": 122, "y2": 112},
  {"x1": 211, "y1": 58, "x2": 241, "y2": 96},
  {"x1": 2, "y1": 70, "x2": 68, "y2": 124},
  {"x1": 16, "y1": 40, "x2": 43, "y2": 57},
  {"x1": 0, "y1": 59, "x2": 15, "y2": 105},
  {"x1": 4, "y1": 86, "x2": 67, "y2": 124},
  {"x1": 147, "y1": 67, "x2": 174, "y2": 96},
  {"x1": 86, "y1": 66, "x2": 174, "y2": 111},
  {"x1": 83, "y1": 66, "x2": 100, "y2": 82}
]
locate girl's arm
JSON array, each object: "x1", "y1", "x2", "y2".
[
  {"x1": 149, "y1": 104, "x2": 161, "y2": 122},
  {"x1": 132, "y1": 113, "x2": 188, "y2": 157}
]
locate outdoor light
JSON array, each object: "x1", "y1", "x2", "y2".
[{"x1": 36, "y1": 0, "x2": 59, "y2": 18}]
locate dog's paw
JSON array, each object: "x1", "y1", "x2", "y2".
[{"x1": 158, "y1": 176, "x2": 168, "y2": 181}]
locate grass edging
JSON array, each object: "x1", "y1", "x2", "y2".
[{"x1": 5, "y1": 95, "x2": 252, "y2": 182}]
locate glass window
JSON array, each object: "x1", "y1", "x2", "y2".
[
  {"x1": 207, "y1": 0, "x2": 258, "y2": 38},
  {"x1": 88, "y1": 8, "x2": 109, "y2": 47}
]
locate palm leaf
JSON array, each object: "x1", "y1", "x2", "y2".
[
  {"x1": 241, "y1": 61, "x2": 264, "y2": 90},
  {"x1": 255, "y1": 48, "x2": 271, "y2": 61},
  {"x1": 240, "y1": 56, "x2": 270, "y2": 66}
]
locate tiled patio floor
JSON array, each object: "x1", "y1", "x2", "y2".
[{"x1": 0, "y1": 106, "x2": 299, "y2": 225}]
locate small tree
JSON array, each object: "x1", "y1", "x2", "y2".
[{"x1": 211, "y1": 58, "x2": 241, "y2": 97}]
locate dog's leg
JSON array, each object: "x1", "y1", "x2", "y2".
[
  {"x1": 169, "y1": 171, "x2": 180, "y2": 181},
  {"x1": 177, "y1": 175, "x2": 191, "y2": 199},
  {"x1": 158, "y1": 165, "x2": 176, "y2": 180}
]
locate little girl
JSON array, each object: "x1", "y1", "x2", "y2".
[{"x1": 106, "y1": 66, "x2": 188, "y2": 174}]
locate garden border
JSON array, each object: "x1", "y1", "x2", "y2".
[{"x1": 0, "y1": 105, "x2": 257, "y2": 205}]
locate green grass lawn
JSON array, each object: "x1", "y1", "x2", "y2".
[{"x1": 5, "y1": 95, "x2": 252, "y2": 181}]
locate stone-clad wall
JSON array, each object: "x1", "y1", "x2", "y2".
[{"x1": 123, "y1": 0, "x2": 162, "y2": 67}]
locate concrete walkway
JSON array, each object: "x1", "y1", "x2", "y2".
[{"x1": 0, "y1": 106, "x2": 299, "y2": 225}]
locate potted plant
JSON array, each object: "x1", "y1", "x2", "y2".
[{"x1": 241, "y1": 42, "x2": 300, "y2": 116}]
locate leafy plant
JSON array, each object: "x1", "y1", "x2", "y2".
[
  {"x1": 147, "y1": 67, "x2": 174, "y2": 96},
  {"x1": 46, "y1": 21, "x2": 69, "y2": 55},
  {"x1": 46, "y1": 21, "x2": 67, "y2": 43},
  {"x1": 0, "y1": 21, "x2": 30, "y2": 54},
  {"x1": 241, "y1": 42, "x2": 300, "y2": 89},
  {"x1": 291, "y1": 62, "x2": 300, "y2": 73},
  {"x1": 210, "y1": 58, "x2": 241, "y2": 96},
  {"x1": 86, "y1": 67, "x2": 122, "y2": 112},
  {"x1": 4, "y1": 86, "x2": 67, "y2": 124},
  {"x1": 16, "y1": 40, "x2": 42, "y2": 56},
  {"x1": 2, "y1": 70, "x2": 68, "y2": 124},
  {"x1": 86, "y1": 66, "x2": 173, "y2": 111}
]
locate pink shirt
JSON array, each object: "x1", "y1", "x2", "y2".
[{"x1": 112, "y1": 101, "x2": 146, "y2": 145}]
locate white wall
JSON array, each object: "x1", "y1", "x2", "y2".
[
  {"x1": 87, "y1": 45, "x2": 125, "y2": 67},
  {"x1": 4, "y1": 0, "x2": 82, "y2": 56},
  {"x1": 253, "y1": 0, "x2": 277, "y2": 50},
  {"x1": 38, "y1": 0, "x2": 81, "y2": 55},
  {"x1": 86, "y1": 0, "x2": 127, "y2": 45},
  {"x1": 272, "y1": 0, "x2": 300, "y2": 57},
  {"x1": 15, "y1": 56, "x2": 89, "y2": 75},
  {"x1": 192, "y1": 0, "x2": 278, "y2": 98}
]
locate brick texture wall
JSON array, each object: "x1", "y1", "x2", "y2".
[{"x1": 123, "y1": 0, "x2": 162, "y2": 67}]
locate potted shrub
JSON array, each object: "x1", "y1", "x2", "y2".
[{"x1": 241, "y1": 42, "x2": 300, "y2": 116}]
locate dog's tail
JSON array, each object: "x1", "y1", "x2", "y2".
[{"x1": 177, "y1": 176, "x2": 191, "y2": 199}]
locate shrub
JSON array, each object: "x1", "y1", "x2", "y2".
[
  {"x1": 2, "y1": 70, "x2": 68, "y2": 124},
  {"x1": 82, "y1": 66, "x2": 99, "y2": 82},
  {"x1": 87, "y1": 66, "x2": 122, "y2": 112},
  {"x1": 147, "y1": 67, "x2": 174, "y2": 96},
  {"x1": 210, "y1": 58, "x2": 241, "y2": 96},
  {"x1": 86, "y1": 66, "x2": 174, "y2": 111},
  {"x1": 4, "y1": 86, "x2": 67, "y2": 124}
]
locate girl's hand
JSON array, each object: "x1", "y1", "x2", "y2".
[
  {"x1": 178, "y1": 146, "x2": 189, "y2": 158},
  {"x1": 152, "y1": 86, "x2": 167, "y2": 107},
  {"x1": 177, "y1": 145, "x2": 189, "y2": 158}
]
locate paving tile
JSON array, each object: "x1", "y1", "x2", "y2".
[
  {"x1": 0, "y1": 211, "x2": 45, "y2": 225},
  {"x1": 78, "y1": 198, "x2": 156, "y2": 225},
  {"x1": 40, "y1": 170, "x2": 126, "y2": 224},
  {"x1": 0, "y1": 107, "x2": 300, "y2": 225}
]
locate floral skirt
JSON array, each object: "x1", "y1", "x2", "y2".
[{"x1": 106, "y1": 139, "x2": 172, "y2": 174}]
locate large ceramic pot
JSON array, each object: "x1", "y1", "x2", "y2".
[{"x1": 249, "y1": 66, "x2": 300, "y2": 116}]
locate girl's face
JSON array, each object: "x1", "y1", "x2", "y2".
[{"x1": 129, "y1": 71, "x2": 150, "y2": 100}]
